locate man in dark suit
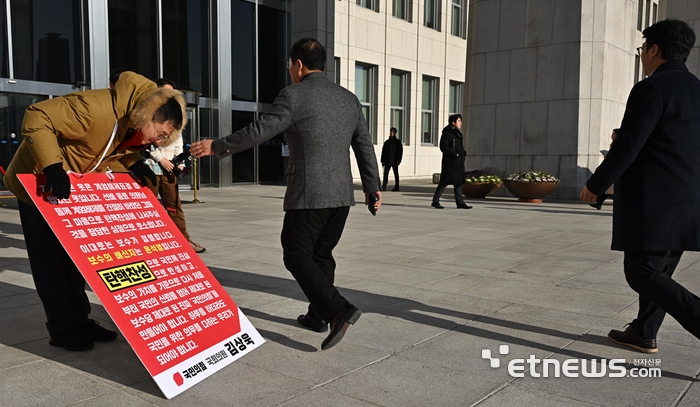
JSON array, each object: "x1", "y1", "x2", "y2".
[
  {"x1": 580, "y1": 19, "x2": 700, "y2": 353},
  {"x1": 190, "y1": 38, "x2": 382, "y2": 350},
  {"x1": 380, "y1": 127, "x2": 403, "y2": 191}
]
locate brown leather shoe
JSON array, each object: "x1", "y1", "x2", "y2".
[
  {"x1": 321, "y1": 305, "x2": 361, "y2": 350},
  {"x1": 608, "y1": 325, "x2": 657, "y2": 353},
  {"x1": 190, "y1": 240, "x2": 206, "y2": 253}
]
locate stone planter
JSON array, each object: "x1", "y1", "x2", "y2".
[
  {"x1": 462, "y1": 182, "x2": 501, "y2": 199},
  {"x1": 503, "y1": 181, "x2": 559, "y2": 203}
]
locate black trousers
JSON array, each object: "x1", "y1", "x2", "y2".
[
  {"x1": 18, "y1": 200, "x2": 91, "y2": 337},
  {"x1": 281, "y1": 207, "x2": 351, "y2": 322},
  {"x1": 382, "y1": 164, "x2": 399, "y2": 189},
  {"x1": 624, "y1": 250, "x2": 700, "y2": 339},
  {"x1": 432, "y1": 183, "x2": 466, "y2": 207}
]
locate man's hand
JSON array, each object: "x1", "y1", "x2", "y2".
[
  {"x1": 129, "y1": 161, "x2": 157, "y2": 186},
  {"x1": 579, "y1": 185, "x2": 597, "y2": 203},
  {"x1": 190, "y1": 139, "x2": 214, "y2": 158},
  {"x1": 43, "y1": 162, "x2": 71, "y2": 200},
  {"x1": 159, "y1": 157, "x2": 174, "y2": 172},
  {"x1": 365, "y1": 191, "x2": 382, "y2": 212}
]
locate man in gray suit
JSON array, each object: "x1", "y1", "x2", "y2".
[{"x1": 190, "y1": 38, "x2": 382, "y2": 350}]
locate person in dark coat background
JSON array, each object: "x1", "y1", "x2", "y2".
[
  {"x1": 581, "y1": 19, "x2": 700, "y2": 354},
  {"x1": 431, "y1": 114, "x2": 471, "y2": 209},
  {"x1": 380, "y1": 127, "x2": 403, "y2": 191}
]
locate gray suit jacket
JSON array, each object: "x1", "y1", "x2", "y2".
[{"x1": 212, "y1": 72, "x2": 380, "y2": 211}]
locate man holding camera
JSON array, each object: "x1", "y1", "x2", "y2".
[
  {"x1": 143, "y1": 135, "x2": 205, "y2": 253},
  {"x1": 142, "y1": 78, "x2": 206, "y2": 253}
]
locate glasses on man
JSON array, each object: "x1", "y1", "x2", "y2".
[
  {"x1": 636, "y1": 45, "x2": 645, "y2": 56},
  {"x1": 286, "y1": 59, "x2": 294, "y2": 69},
  {"x1": 151, "y1": 119, "x2": 170, "y2": 142}
]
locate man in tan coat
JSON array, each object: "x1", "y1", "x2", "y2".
[{"x1": 3, "y1": 71, "x2": 187, "y2": 351}]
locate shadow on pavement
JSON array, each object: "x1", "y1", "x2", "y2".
[{"x1": 208, "y1": 266, "x2": 697, "y2": 382}]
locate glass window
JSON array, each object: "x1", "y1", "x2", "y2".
[
  {"x1": 356, "y1": 0, "x2": 376, "y2": 11},
  {"x1": 108, "y1": 0, "x2": 158, "y2": 81},
  {"x1": 231, "y1": 0, "x2": 255, "y2": 102},
  {"x1": 334, "y1": 57, "x2": 340, "y2": 84},
  {"x1": 653, "y1": 3, "x2": 657, "y2": 24},
  {"x1": 422, "y1": 75, "x2": 438, "y2": 145},
  {"x1": 645, "y1": 0, "x2": 651, "y2": 29},
  {"x1": 0, "y1": 94, "x2": 47, "y2": 173},
  {"x1": 390, "y1": 69, "x2": 409, "y2": 145},
  {"x1": 258, "y1": 5, "x2": 288, "y2": 104},
  {"x1": 11, "y1": 0, "x2": 86, "y2": 84},
  {"x1": 425, "y1": 0, "x2": 440, "y2": 30},
  {"x1": 231, "y1": 111, "x2": 256, "y2": 183},
  {"x1": 637, "y1": 0, "x2": 643, "y2": 31},
  {"x1": 449, "y1": 81, "x2": 462, "y2": 115},
  {"x1": 634, "y1": 55, "x2": 646, "y2": 84},
  {"x1": 198, "y1": 107, "x2": 219, "y2": 186},
  {"x1": 393, "y1": 0, "x2": 410, "y2": 21},
  {"x1": 1, "y1": 5, "x2": 8, "y2": 78},
  {"x1": 356, "y1": 63, "x2": 377, "y2": 144},
  {"x1": 162, "y1": 0, "x2": 212, "y2": 96},
  {"x1": 451, "y1": 0, "x2": 464, "y2": 38}
]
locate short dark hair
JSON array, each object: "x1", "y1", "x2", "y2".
[
  {"x1": 613, "y1": 128, "x2": 620, "y2": 133},
  {"x1": 390, "y1": 127, "x2": 397, "y2": 133},
  {"x1": 153, "y1": 97, "x2": 184, "y2": 130},
  {"x1": 155, "y1": 78, "x2": 177, "y2": 88},
  {"x1": 289, "y1": 38, "x2": 326, "y2": 71},
  {"x1": 643, "y1": 19, "x2": 696, "y2": 62},
  {"x1": 109, "y1": 68, "x2": 126, "y2": 85},
  {"x1": 448, "y1": 114, "x2": 463, "y2": 126}
]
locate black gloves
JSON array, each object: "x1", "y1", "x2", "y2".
[
  {"x1": 43, "y1": 162, "x2": 71, "y2": 200},
  {"x1": 129, "y1": 160, "x2": 157, "y2": 186}
]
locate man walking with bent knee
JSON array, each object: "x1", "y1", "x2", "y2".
[
  {"x1": 581, "y1": 19, "x2": 700, "y2": 353},
  {"x1": 190, "y1": 38, "x2": 381, "y2": 350}
]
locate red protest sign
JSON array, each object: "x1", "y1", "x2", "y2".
[{"x1": 17, "y1": 172, "x2": 264, "y2": 399}]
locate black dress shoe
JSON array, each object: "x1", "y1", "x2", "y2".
[
  {"x1": 297, "y1": 314, "x2": 328, "y2": 333},
  {"x1": 391, "y1": 187, "x2": 399, "y2": 191},
  {"x1": 49, "y1": 328, "x2": 94, "y2": 351},
  {"x1": 321, "y1": 305, "x2": 362, "y2": 350},
  {"x1": 608, "y1": 325, "x2": 657, "y2": 353},
  {"x1": 431, "y1": 202, "x2": 444, "y2": 209},
  {"x1": 457, "y1": 204, "x2": 472, "y2": 209},
  {"x1": 77, "y1": 319, "x2": 118, "y2": 342}
]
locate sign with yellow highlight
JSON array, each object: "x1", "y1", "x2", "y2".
[{"x1": 98, "y1": 261, "x2": 156, "y2": 292}]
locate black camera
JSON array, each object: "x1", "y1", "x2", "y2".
[{"x1": 170, "y1": 149, "x2": 192, "y2": 178}]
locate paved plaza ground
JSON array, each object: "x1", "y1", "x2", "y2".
[{"x1": 1, "y1": 179, "x2": 699, "y2": 406}]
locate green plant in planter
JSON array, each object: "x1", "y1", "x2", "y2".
[
  {"x1": 505, "y1": 170, "x2": 560, "y2": 183},
  {"x1": 464, "y1": 170, "x2": 502, "y2": 184}
]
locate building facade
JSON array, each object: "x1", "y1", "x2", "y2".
[
  {"x1": 0, "y1": 0, "x2": 291, "y2": 189},
  {"x1": 334, "y1": 0, "x2": 468, "y2": 179},
  {"x1": 464, "y1": 0, "x2": 698, "y2": 199},
  {"x1": 1, "y1": 0, "x2": 699, "y2": 197}
]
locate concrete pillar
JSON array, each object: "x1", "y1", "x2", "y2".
[
  {"x1": 664, "y1": 0, "x2": 700, "y2": 78},
  {"x1": 464, "y1": 0, "x2": 637, "y2": 199}
]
